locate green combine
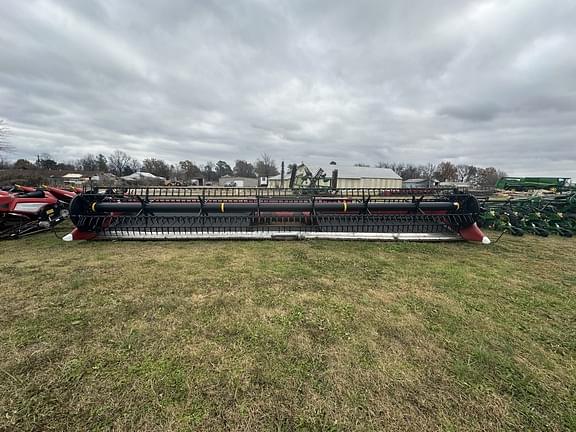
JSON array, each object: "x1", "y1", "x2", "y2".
[{"x1": 495, "y1": 177, "x2": 571, "y2": 191}]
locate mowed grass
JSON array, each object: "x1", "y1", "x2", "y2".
[{"x1": 0, "y1": 230, "x2": 575, "y2": 431}]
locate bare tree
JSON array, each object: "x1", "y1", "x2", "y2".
[
  {"x1": 108, "y1": 150, "x2": 139, "y2": 176},
  {"x1": 127, "y1": 158, "x2": 141, "y2": 175},
  {"x1": 421, "y1": 163, "x2": 437, "y2": 180},
  {"x1": 476, "y1": 167, "x2": 500, "y2": 187},
  {"x1": 456, "y1": 164, "x2": 478, "y2": 182},
  {"x1": 142, "y1": 158, "x2": 171, "y2": 177},
  {"x1": 77, "y1": 154, "x2": 99, "y2": 171},
  {"x1": 434, "y1": 161, "x2": 458, "y2": 182},
  {"x1": 0, "y1": 120, "x2": 11, "y2": 153},
  {"x1": 0, "y1": 122, "x2": 10, "y2": 169},
  {"x1": 255, "y1": 153, "x2": 279, "y2": 177},
  {"x1": 374, "y1": 162, "x2": 423, "y2": 180},
  {"x1": 400, "y1": 164, "x2": 422, "y2": 180},
  {"x1": 179, "y1": 160, "x2": 202, "y2": 181},
  {"x1": 0, "y1": 156, "x2": 9, "y2": 169},
  {"x1": 108, "y1": 151, "x2": 130, "y2": 176},
  {"x1": 392, "y1": 163, "x2": 406, "y2": 177},
  {"x1": 386, "y1": 162, "x2": 407, "y2": 177}
]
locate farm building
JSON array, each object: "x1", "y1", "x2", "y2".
[
  {"x1": 50, "y1": 172, "x2": 90, "y2": 186},
  {"x1": 268, "y1": 164, "x2": 402, "y2": 189},
  {"x1": 218, "y1": 175, "x2": 258, "y2": 187}
]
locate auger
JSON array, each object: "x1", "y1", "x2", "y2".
[{"x1": 64, "y1": 188, "x2": 490, "y2": 243}]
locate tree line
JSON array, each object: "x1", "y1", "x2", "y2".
[
  {"x1": 2, "y1": 151, "x2": 281, "y2": 183},
  {"x1": 371, "y1": 161, "x2": 508, "y2": 187},
  {"x1": 2, "y1": 152, "x2": 508, "y2": 186}
]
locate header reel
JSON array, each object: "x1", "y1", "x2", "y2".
[{"x1": 64, "y1": 187, "x2": 489, "y2": 243}]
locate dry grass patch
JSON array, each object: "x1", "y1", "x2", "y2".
[{"x1": 1, "y1": 232, "x2": 575, "y2": 430}]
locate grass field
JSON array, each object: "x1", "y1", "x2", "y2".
[{"x1": 1, "y1": 230, "x2": 575, "y2": 431}]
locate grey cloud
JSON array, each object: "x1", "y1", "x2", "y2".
[
  {"x1": 1, "y1": 0, "x2": 576, "y2": 178},
  {"x1": 438, "y1": 104, "x2": 500, "y2": 122}
]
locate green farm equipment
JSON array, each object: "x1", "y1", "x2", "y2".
[
  {"x1": 479, "y1": 193, "x2": 576, "y2": 237},
  {"x1": 495, "y1": 177, "x2": 571, "y2": 191},
  {"x1": 288, "y1": 164, "x2": 338, "y2": 194}
]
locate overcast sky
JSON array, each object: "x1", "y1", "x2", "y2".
[{"x1": 1, "y1": 0, "x2": 575, "y2": 176}]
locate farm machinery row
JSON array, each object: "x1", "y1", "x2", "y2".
[
  {"x1": 6, "y1": 184, "x2": 576, "y2": 242},
  {"x1": 479, "y1": 193, "x2": 576, "y2": 237}
]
